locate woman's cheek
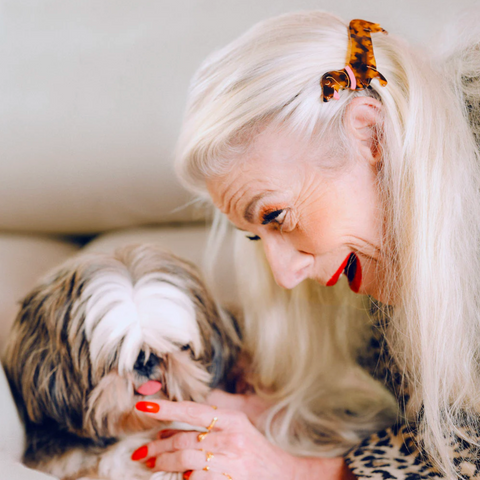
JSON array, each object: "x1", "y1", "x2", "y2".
[{"x1": 292, "y1": 222, "x2": 338, "y2": 255}]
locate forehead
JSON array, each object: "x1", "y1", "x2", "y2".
[{"x1": 206, "y1": 127, "x2": 314, "y2": 212}]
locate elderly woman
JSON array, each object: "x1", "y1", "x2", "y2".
[{"x1": 131, "y1": 11, "x2": 480, "y2": 480}]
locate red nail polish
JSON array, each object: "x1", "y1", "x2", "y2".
[
  {"x1": 183, "y1": 471, "x2": 193, "y2": 480},
  {"x1": 131, "y1": 445, "x2": 148, "y2": 461},
  {"x1": 145, "y1": 457, "x2": 156, "y2": 469},
  {"x1": 136, "y1": 401, "x2": 160, "y2": 413}
]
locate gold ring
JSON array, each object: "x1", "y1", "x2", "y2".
[
  {"x1": 207, "y1": 416, "x2": 218, "y2": 431},
  {"x1": 223, "y1": 474, "x2": 233, "y2": 479},
  {"x1": 206, "y1": 451, "x2": 214, "y2": 462},
  {"x1": 203, "y1": 466, "x2": 210, "y2": 472},
  {"x1": 197, "y1": 416, "x2": 218, "y2": 442}
]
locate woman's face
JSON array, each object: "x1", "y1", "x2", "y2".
[{"x1": 207, "y1": 124, "x2": 388, "y2": 303}]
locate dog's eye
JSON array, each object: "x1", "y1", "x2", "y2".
[{"x1": 180, "y1": 344, "x2": 191, "y2": 352}]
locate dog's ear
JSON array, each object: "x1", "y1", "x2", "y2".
[
  {"x1": 3, "y1": 266, "x2": 91, "y2": 434},
  {"x1": 207, "y1": 309, "x2": 241, "y2": 389},
  {"x1": 168, "y1": 255, "x2": 242, "y2": 390},
  {"x1": 209, "y1": 323, "x2": 228, "y2": 389}
]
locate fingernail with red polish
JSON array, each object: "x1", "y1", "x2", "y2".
[
  {"x1": 183, "y1": 471, "x2": 193, "y2": 480},
  {"x1": 145, "y1": 457, "x2": 156, "y2": 469},
  {"x1": 136, "y1": 401, "x2": 160, "y2": 413},
  {"x1": 131, "y1": 445, "x2": 148, "y2": 461}
]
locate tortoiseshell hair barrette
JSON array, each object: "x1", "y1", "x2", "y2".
[{"x1": 320, "y1": 19, "x2": 388, "y2": 102}]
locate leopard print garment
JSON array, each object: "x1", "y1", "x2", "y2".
[{"x1": 344, "y1": 307, "x2": 480, "y2": 479}]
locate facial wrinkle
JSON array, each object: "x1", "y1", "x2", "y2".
[
  {"x1": 225, "y1": 179, "x2": 261, "y2": 222},
  {"x1": 294, "y1": 175, "x2": 329, "y2": 221},
  {"x1": 345, "y1": 236, "x2": 381, "y2": 262},
  {"x1": 218, "y1": 176, "x2": 245, "y2": 216}
]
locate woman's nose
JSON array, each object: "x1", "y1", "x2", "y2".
[{"x1": 262, "y1": 236, "x2": 313, "y2": 289}]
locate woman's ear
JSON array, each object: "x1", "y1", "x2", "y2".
[{"x1": 344, "y1": 96, "x2": 383, "y2": 167}]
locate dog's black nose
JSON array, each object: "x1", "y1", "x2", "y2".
[{"x1": 134, "y1": 351, "x2": 160, "y2": 377}]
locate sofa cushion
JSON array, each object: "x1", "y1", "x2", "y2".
[
  {"x1": 0, "y1": 235, "x2": 79, "y2": 353},
  {"x1": 0, "y1": 0, "x2": 465, "y2": 234}
]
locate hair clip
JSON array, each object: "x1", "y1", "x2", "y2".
[{"x1": 320, "y1": 19, "x2": 388, "y2": 102}]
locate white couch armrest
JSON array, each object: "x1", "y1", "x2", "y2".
[
  {"x1": 0, "y1": 363, "x2": 58, "y2": 479},
  {"x1": 0, "y1": 458, "x2": 58, "y2": 480},
  {"x1": 0, "y1": 362, "x2": 24, "y2": 460}
]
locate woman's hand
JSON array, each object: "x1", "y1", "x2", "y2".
[
  {"x1": 205, "y1": 390, "x2": 274, "y2": 430},
  {"x1": 132, "y1": 398, "x2": 348, "y2": 480}
]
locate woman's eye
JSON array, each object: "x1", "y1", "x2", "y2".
[
  {"x1": 262, "y1": 209, "x2": 285, "y2": 225},
  {"x1": 246, "y1": 234, "x2": 261, "y2": 241}
]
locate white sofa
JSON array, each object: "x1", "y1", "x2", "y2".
[{"x1": 0, "y1": 1, "x2": 473, "y2": 478}]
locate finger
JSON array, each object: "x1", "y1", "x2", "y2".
[
  {"x1": 157, "y1": 429, "x2": 183, "y2": 439},
  {"x1": 148, "y1": 431, "x2": 225, "y2": 457},
  {"x1": 151, "y1": 449, "x2": 203, "y2": 472},
  {"x1": 206, "y1": 390, "x2": 246, "y2": 410},
  {"x1": 151, "y1": 449, "x2": 228, "y2": 473},
  {"x1": 187, "y1": 472, "x2": 233, "y2": 480},
  {"x1": 131, "y1": 431, "x2": 228, "y2": 464},
  {"x1": 135, "y1": 400, "x2": 248, "y2": 431}
]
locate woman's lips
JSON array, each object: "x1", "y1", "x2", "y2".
[
  {"x1": 326, "y1": 253, "x2": 362, "y2": 293},
  {"x1": 345, "y1": 253, "x2": 362, "y2": 293},
  {"x1": 326, "y1": 254, "x2": 350, "y2": 287}
]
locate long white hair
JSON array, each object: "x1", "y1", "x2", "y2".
[{"x1": 175, "y1": 11, "x2": 480, "y2": 477}]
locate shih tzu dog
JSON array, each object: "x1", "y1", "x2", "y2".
[{"x1": 3, "y1": 244, "x2": 240, "y2": 480}]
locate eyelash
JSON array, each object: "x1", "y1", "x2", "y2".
[
  {"x1": 262, "y1": 209, "x2": 285, "y2": 225},
  {"x1": 245, "y1": 209, "x2": 287, "y2": 241}
]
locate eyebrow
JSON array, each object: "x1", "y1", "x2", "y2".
[{"x1": 243, "y1": 192, "x2": 272, "y2": 223}]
